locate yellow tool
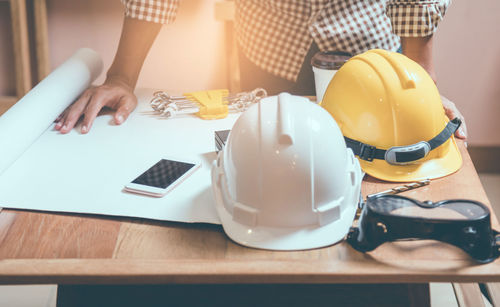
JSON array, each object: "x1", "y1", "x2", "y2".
[
  {"x1": 184, "y1": 89, "x2": 229, "y2": 120},
  {"x1": 321, "y1": 49, "x2": 462, "y2": 182},
  {"x1": 150, "y1": 88, "x2": 267, "y2": 120}
]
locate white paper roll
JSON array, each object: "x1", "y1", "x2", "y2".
[{"x1": 0, "y1": 48, "x2": 103, "y2": 175}]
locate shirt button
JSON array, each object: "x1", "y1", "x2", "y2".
[{"x1": 298, "y1": 47, "x2": 307, "y2": 55}]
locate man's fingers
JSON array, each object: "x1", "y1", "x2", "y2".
[
  {"x1": 445, "y1": 108, "x2": 456, "y2": 121},
  {"x1": 55, "y1": 112, "x2": 64, "y2": 123},
  {"x1": 456, "y1": 120, "x2": 468, "y2": 139},
  {"x1": 81, "y1": 93, "x2": 112, "y2": 134},
  {"x1": 54, "y1": 107, "x2": 70, "y2": 130},
  {"x1": 114, "y1": 96, "x2": 137, "y2": 125},
  {"x1": 441, "y1": 95, "x2": 467, "y2": 140},
  {"x1": 59, "y1": 92, "x2": 92, "y2": 134},
  {"x1": 441, "y1": 96, "x2": 456, "y2": 118},
  {"x1": 449, "y1": 108, "x2": 467, "y2": 139},
  {"x1": 447, "y1": 110, "x2": 467, "y2": 139},
  {"x1": 55, "y1": 117, "x2": 64, "y2": 130},
  {"x1": 55, "y1": 83, "x2": 136, "y2": 133}
]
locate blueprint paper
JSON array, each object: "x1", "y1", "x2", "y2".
[
  {"x1": 0, "y1": 48, "x2": 235, "y2": 224},
  {"x1": 0, "y1": 88, "x2": 238, "y2": 224},
  {"x1": 0, "y1": 48, "x2": 103, "y2": 175}
]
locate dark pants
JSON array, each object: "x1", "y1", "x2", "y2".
[
  {"x1": 239, "y1": 42, "x2": 320, "y2": 96},
  {"x1": 57, "y1": 283, "x2": 430, "y2": 307}
]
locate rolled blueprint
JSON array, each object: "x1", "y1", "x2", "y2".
[{"x1": 0, "y1": 48, "x2": 103, "y2": 175}]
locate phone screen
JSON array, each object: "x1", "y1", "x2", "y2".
[{"x1": 132, "y1": 159, "x2": 196, "y2": 189}]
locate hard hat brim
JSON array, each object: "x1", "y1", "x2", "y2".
[
  {"x1": 359, "y1": 137, "x2": 463, "y2": 182},
  {"x1": 214, "y1": 192, "x2": 358, "y2": 251},
  {"x1": 211, "y1": 162, "x2": 358, "y2": 251}
]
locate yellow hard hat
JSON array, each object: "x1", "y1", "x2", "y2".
[{"x1": 320, "y1": 49, "x2": 462, "y2": 182}]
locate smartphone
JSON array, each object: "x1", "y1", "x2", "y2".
[{"x1": 124, "y1": 159, "x2": 200, "y2": 197}]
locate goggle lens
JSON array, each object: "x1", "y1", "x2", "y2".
[{"x1": 368, "y1": 197, "x2": 489, "y2": 221}]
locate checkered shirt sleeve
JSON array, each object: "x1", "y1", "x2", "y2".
[
  {"x1": 121, "y1": 0, "x2": 179, "y2": 24},
  {"x1": 387, "y1": 0, "x2": 451, "y2": 37}
]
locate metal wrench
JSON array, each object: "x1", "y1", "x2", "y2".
[{"x1": 150, "y1": 88, "x2": 267, "y2": 118}]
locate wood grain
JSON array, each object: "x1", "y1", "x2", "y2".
[
  {"x1": 33, "y1": 0, "x2": 50, "y2": 82},
  {"x1": 112, "y1": 220, "x2": 228, "y2": 259},
  {"x1": 9, "y1": 0, "x2": 32, "y2": 97},
  {"x1": 0, "y1": 210, "x2": 121, "y2": 259},
  {"x1": 452, "y1": 283, "x2": 486, "y2": 307},
  {"x1": 0, "y1": 96, "x2": 17, "y2": 115},
  {"x1": 1, "y1": 259, "x2": 500, "y2": 285}
]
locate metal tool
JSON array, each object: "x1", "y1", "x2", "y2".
[
  {"x1": 366, "y1": 179, "x2": 430, "y2": 199},
  {"x1": 356, "y1": 179, "x2": 431, "y2": 219},
  {"x1": 150, "y1": 88, "x2": 267, "y2": 119}
]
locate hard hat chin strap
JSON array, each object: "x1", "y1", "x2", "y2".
[{"x1": 345, "y1": 118, "x2": 462, "y2": 165}]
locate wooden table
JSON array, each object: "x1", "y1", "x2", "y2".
[{"x1": 0, "y1": 141, "x2": 498, "y2": 306}]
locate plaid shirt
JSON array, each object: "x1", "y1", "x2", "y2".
[{"x1": 122, "y1": 0, "x2": 450, "y2": 81}]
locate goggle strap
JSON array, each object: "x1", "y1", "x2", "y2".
[{"x1": 345, "y1": 117, "x2": 462, "y2": 162}]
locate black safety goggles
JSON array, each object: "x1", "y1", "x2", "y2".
[{"x1": 347, "y1": 194, "x2": 500, "y2": 263}]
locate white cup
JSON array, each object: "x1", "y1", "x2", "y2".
[
  {"x1": 311, "y1": 51, "x2": 352, "y2": 104},
  {"x1": 312, "y1": 67, "x2": 338, "y2": 104}
]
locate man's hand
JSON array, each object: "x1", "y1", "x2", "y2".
[
  {"x1": 441, "y1": 95, "x2": 467, "y2": 140},
  {"x1": 54, "y1": 17, "x2": 161, "y2": 134},
  {"x1": 55, "y1": 77, "x2": 137, "y2": 134}
]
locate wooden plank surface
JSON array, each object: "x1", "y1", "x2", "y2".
[
  {"x1": 0, "y1": 96, "x2": 17, "y2": 115},
  {"x1": 10, "y1": 0, "x2": 32, "y2": 96},
  {"x1": 452, "y1": 283, "x2": 486, "y2": 307},
  {"x1": 0, "y1": 211, "x2": 121, "y2": 259},
  {"x1": 0, "y1": 141, "x2": 498, "y2": 284},
  {"x1": 33, "y1": 0, "x2": 51, "y2": 82},
  {"x1": 3, "y1": 258, "x2": 500, "y2": 285}
]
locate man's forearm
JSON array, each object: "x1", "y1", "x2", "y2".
[
  {"x1": 401, "y1": 35, "x2": 435, "y2": 82},
  {"x1": 107, "y1": 17, "x2": 162, "y2": 88}
]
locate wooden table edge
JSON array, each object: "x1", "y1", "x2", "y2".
[{"x1": 1, "y1": 258, "x2": 500, "y2": 284}]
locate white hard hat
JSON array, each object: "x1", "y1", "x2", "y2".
[{"x1": 211, "y1": 93, "x2": 362, "y2": 250}]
